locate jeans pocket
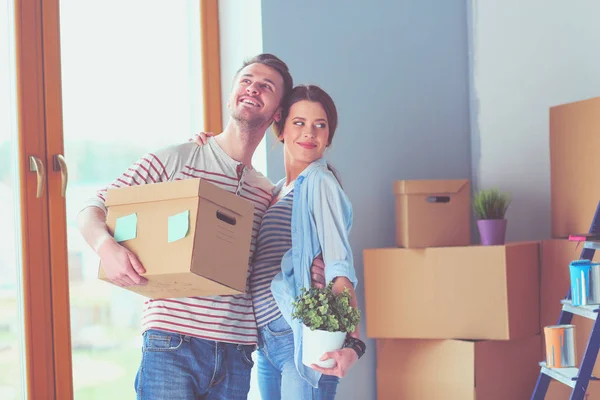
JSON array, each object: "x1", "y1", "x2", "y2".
[
  {"x1": 265, "y1": 316, "x2": 292, "y2": 336},
  {"x1": 143, "y1": 330, "x2": 184, "y2": 352},
  {"x1": 237, "y1": 345, "x2": 255, "y2": 368}
]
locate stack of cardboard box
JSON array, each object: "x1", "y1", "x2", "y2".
[
  {"x1": 364, "y1": 179, "x2": 541, "y2": 399},
  {"x1": 541, "y1": 96, "x2": 600, "y2": 398}
]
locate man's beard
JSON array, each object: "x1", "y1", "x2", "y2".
[{"x1": 232, "y1": 109, "x2": 272, "y2": 131}]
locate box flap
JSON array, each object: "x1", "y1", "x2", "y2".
[
  {"x1": 105, "y1": 179, "x2": 254, "y2": 216},
  {"x1": 196, "y1": 179, "x2": 255, "y2": 217},
  {"x1": 105, "y1": 179, "x2": 203, "y2": 206},
  {"x1": 394, "y1": 179, "x2": 469, "y2": 195}
]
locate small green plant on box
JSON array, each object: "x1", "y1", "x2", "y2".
[
  {"x1": 473, "y1": 188, "x2": 511, "y2": 220},
  {"x1": 292, "y1": 282, "x2": 360, "y2": 333}
]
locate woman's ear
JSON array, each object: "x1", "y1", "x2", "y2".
[{"x1": 273, "y1": 107, "x2": 282, "y2": 123}]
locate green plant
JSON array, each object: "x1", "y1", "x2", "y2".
[
  {"x1": 291, "y1": 282, "x2": 360, "y2": 333},
  {"x1": 473, "y1": 188, "x2": 511, "y2": 220}
]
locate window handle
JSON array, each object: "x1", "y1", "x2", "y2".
[
  {"x1": 53, "y1": 154, "x2": 68, "y2": 197},
  {"x1": 28, "y1": 156, "x2": 45, "y2": 198}
]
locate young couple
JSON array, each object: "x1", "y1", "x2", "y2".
[{"x1": 77, "y1": 53, "x2": 365, "y2": 400}]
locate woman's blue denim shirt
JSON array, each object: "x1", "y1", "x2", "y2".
[{"x1": 271, "y1": 157, "x2": 358, "y2": 388}]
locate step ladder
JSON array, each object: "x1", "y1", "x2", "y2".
[{"x1": 532, "y1": 201, "x2": 600, "y2": 400}]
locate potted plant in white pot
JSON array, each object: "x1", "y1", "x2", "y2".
[
  {"x1": 292, "y1": 282, "x2": 361, "y2": 368},
  {"x1": 473, "y1": 188, "x2": 511, "y2": 245}
]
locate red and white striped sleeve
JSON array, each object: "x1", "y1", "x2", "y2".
[{"x1": 83, "y1": 152, "x2": 171, "y2": 214}]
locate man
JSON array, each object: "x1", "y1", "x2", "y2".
[{"x1": 77, "y1": 54, "x2": 298, "y2": 399}]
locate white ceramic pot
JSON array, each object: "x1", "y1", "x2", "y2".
[{"x1": 302, "y1": 325, "x2": 346, "y2": 368}]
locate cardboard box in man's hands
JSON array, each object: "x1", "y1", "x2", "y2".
[{"x1": 98, "y1": 178, "x2": 254, "y2": 299}]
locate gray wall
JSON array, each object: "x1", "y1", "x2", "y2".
[{"x1": 262, "y1": 1, "x2": 471, "y2": 398}]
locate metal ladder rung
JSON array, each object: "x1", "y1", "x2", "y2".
[
  {"x1": 561, "y1": 299, "x2": 600, "y2": 320},
  {"x1": 539, "y1": 362, "x2": 600, "y2": 389},
  {"x1": 539, "y1": 362, "x2": 579, "y2": 388},
  {"x1": 584, "y1": 241, "x2": 600, "y2": 250}
]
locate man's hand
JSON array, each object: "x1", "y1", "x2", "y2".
[
  {"x1": 189, "y1": 132, "x2": 216, "y2": 146},
  {"x1": 97, "y1": 238, "x2": 147, "y2": 287},
  {"x1": 310, "y1": 254, "x2": 326, "y2": 288},
  {"x1": 311, "y1": 348, "x2": 358, "y2": 378}
]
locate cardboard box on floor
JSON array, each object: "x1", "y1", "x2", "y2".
[
  {"x1": 394, "y1": 179, "x2": 471, "y2": 248},
  {"x1": 98, "y1": 178, "x2": 254, "y2": 299},
  {"x1": 364, "y1": 242, "x2": 540, "y2": 340},
  {"x1": 550, "y1": 96, "x2": 600, "y2": 238},
  {"x1": 376, "y1": 336, "x2": 541, "y2": 400}
]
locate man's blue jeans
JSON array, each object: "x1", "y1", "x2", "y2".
[
  {"x1": 257, "y1": 316, "x2": 340, "y2": 400},
  {"x1": 134, "y1": 329, "x2": 255, "y2": 400}
]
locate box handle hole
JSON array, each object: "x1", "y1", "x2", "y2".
[
  {"x1": 216, "y1": 210, "x2": 237, "y2": 226},
  {"x1": 426, "y1": 196, "x2": 450, "y2": 203}
]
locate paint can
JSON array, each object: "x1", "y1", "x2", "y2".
[
  {"x1": 544, "y1": 324, "x2": 576, "y2": 368},
  {"x1": 570, "y1": 259, "x2": 600, "y2": 306}
]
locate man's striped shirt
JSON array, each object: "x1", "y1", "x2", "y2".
[{"x1": 84, "y1": 138, "x2": 273, "y2": 345}]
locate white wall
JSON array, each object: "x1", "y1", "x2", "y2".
[
  {"x1": 218, "y1": 0, "x2": 267, "y2": 176},
  {"x1": 469, "y1": 0, "x2": 600, "y2": 241}
]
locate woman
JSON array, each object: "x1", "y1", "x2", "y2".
[{"x1": 195, "y1": 85, "x2": 365, "y2": 399}]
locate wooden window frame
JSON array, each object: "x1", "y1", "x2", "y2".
[{"x1": 13, "y1": 0, "x2": 222, "y2": 398}]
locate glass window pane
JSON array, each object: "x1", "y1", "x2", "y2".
[
  {"x1": 59, "y1": 1, "x2": 204, "y2": 398},
  {"x1": 0, "y1": 0, "x2": 27, "y2": 398}
]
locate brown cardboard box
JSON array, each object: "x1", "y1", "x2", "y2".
[
  {"x1": 364, "y1": 242, "x2": 540, "y2": 340},
  {"x1": 394, "y1": 179, "x2": 471, "y2": 248},
  {"x1": 376, "y1": 336, "x2": 541, "y2": 400},
  {"x1": 98, "y1": 178, "x2": 254, "y2": 299},
  {"x1": 541, "y1": 240, "x2": 600, "y2": 378},
  {"x1": 550, "y1": 96, "x2": 600, "y2": 238}
]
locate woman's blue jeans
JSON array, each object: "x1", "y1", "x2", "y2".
[{"x1": 257, "y1": 315, "x2": 340, "y2": 400}]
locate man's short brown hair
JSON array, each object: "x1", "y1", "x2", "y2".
[{"x1": 236, "y1": 54, "x2": 293, "y2": 104}]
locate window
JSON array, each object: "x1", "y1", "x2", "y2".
[{"x1": 7, "y1": 1, "x2": 222, "y2": 398}]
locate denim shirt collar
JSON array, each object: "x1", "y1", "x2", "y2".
[{"x1": 274, "y1": 158, "x2": 327, "y2": 194}]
